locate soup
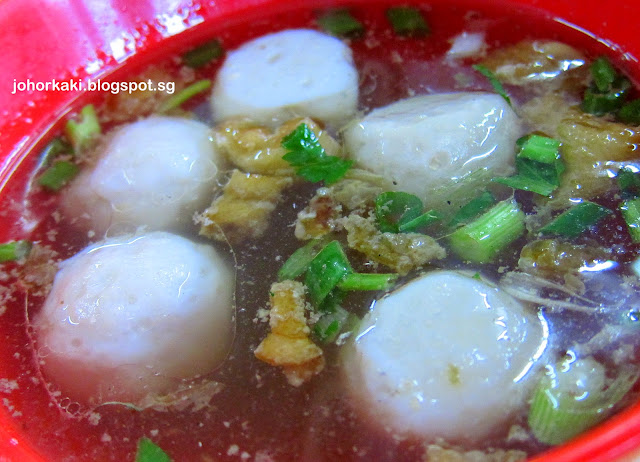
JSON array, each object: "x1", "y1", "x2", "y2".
[{"x1": 1, "y1": 2, "x2": 640, "y2": 461}]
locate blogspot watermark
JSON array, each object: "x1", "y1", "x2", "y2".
[{"x1": 11, "y1": 78, "x2": 176, "y2": 95}]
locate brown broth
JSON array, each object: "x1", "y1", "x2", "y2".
[{"x1": 1, "y1": 2, "x2": 640, "y2": 461}]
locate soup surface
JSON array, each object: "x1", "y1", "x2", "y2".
[{"x1": 1, "y1": 2, "x2": 640, "y2": 461}]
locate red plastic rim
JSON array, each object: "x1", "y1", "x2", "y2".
[{"x1": 1, "y1": 0, "x2": 639, "y2": 460}]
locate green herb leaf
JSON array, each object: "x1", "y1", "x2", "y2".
[
  {"x1": 591, "y1": 56, "x2": 617, "y2": 93},
  {"x1": 0, "y1": 240, "x2": 32, "y2": 263},
  {"x1": 618, "y1": 99, "x2": 640, "y2": 125},
  {"x1": 65, "y1": 104, "x2": 101, "y2": 152},
  {"x1": 538, "y1": 201, "x2": 612, "y2": 238},
  {"x1": 582, "y1": 78, "x2": 631, "y2": 116},
  {"x1": 278, "y1": 236, "x2": 330, "y2": 281},
  {"x1": 375, "y1": 191, "x2": 423, "y2": 233},
  {"x1": 516, "y1": 134, "x2": 562, "y2": 164},
  {"x1": 620, "y1": 198, "x2": 640, "y2": 243},
  {"x1": 313, "y1": 306, "x2": 359, "y2": 343},
  {"x1": 305, "y1": 240, "x2": 353, "y2": 307},
  {"x1": 135, "y1": 437, "x2": 172, "y2": 462},
  {"x1": 616, "y1": 167, "x2": 640, "y2": 198},
  {"x1": 159, "y1": 79, "x2": 212, "y2": 113},
  {"x1": 472, "y1": 64, "x2": 511, "y2": 106},
  {"x1": 282, "y1": 123, "x2": 353, "y2": 184},
  {"x1": 182, "y1": 39, "x2": 223, "y2": 68},
  {"x1": 38, "y1": 160, "x2": 79, "y2": 191},
  {"x1": 386, "y1": 7, "x2": 429, "y2": 36},
  {"x1": 317, "y1": 9, "x2": 364, "y2": 38}
]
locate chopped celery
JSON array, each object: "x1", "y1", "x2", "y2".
[
  {"x1": 448, "y1": 199, "x2": 525, "y2": 263},
  {"x1": 305, "y1": 240, "x2": 352, "y2": 307},
  {"x1": 472, "y1": 64, "x2": 511, "y2": 106},
  {"x1": 278, "y1": 236, "x2": 330, "y2": 281},
  {"x1": 38, "y1": 160, "x2": 79, "y2": 191},
  {"x1": 620, "y1": 198, "x2": 640, "y2": 243},
  {"x1": 39, "y1": 137, "x2": 73, "y2": 166},
  {"x1": 538, "y1": 201, "x2": 612, "y2": 238},
  {"x1": 386, "y1": 7, "x2": 429, "y2": 36},
  {"x1": 136, "y1": 437, "x2": 172, "y2": 462},
  {"x1": 182, "y1": 39, "x2": 223, "y2": 68},
  {"x1": 449, "y1": 191, "x2": 496, "y2": 227},
  {"x1": 338, "y1": 273, "x2": 398, "y2": 291},
  {"x1": 517, "y1": 134, "x2": 561, "y2": 164},
  {"x1": 317, "y1": 9, "x2": 364, "y2": 38},
  {"x1": 0, "y1": 240, "x2": 32, "y2": 263},
  {"x1": 616, "y1": 167, "x2": 640, "y2": 198},
  {"x1": 528, "y1": 358, "x2": 638, "y2": 446},
  {"x1": 65, "y1": 104, "x2": 101, "y2": 152},
  {"x1": 159, "y1": 79, "x2": 212, "y2": 112}
]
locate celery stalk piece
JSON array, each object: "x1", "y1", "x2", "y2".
[{"x1": 448, "y1": 199, "x2": 525, "y2": 263}]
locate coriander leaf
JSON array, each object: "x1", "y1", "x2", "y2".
[
  {"x1": 136, "y1": 437, "x2": 171, "y2": 462},
  {"x1": 281, "y1": 123, "x2": 352, "y2": 184}
]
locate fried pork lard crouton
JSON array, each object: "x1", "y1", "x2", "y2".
[{"x1": 254, "y1": 281, "x2": 324, "y2": 387}]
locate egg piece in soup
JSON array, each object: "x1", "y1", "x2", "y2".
[
  {"x1": 343, "y1": 92, "x2": 522, "y2": 216},
  {"x1": 33, "y1": 231, "x2": 234, "y2": 406},
  {"x1": 342, "y1": 270, "x2": 547, "y2": 443},
  {"x1": 211, "y1": 28, "x2": 358, "y2": 127},
  {"x1": 61, "y1": 116, "x2": 223, "y2": 236}
]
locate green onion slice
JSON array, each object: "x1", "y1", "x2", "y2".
[
  {"x1": 386, "y1": 7, "x2": 429, "y2": 36},
  {"x1": 375, "y1": 191, "x2": 423, "y2": 233},
  {"x1": 282, "y1": 123, "x2": 353, "y2": 184},
  {"x1": 277, "y1": 236, "x2": 331, "y2": 281},
  {"x1": 517, "y1": 134, "x2": 562, "y2": 164},
  {"x1": 159, "y1": 79, "x2": 212, "y2": 113},
  {"x1": 448, "y1": 199, "x2": 525, "y2": 263},
  {"x1": 397, "y1": 209, "x2": 441, "y2": 233},
  {"x1": 538, "y1": 201, "x2": 612, "y2": 238},
  {"x1": 620, "y1": 198, "x2": 640, "y2": 243},
  {"x1": 472, "y1": 64, "x2": 511, "y2": 106},
  {"x1": 38, "y1": 161, "x2": 79, "y2": 191},
  {"x1": 618, "y1": 99, "x2": 640, "y2": 125},
  {"x1": 39, "y1": 137, "x2": 73, "y2": 167},
  {"x1": 182, "y1": 39, "x2": 223, "y2": 68},
  {"x1": 616, "y1": 167, "x2": 640, "y2": 198},
  {"x1": 528, "y1": 362, "x2": 638, "y2": 446},
  {"x1": 305, "y1": 240, "x2": 353, "y2": 307},
  {"x1": 135, "y1": 437, "x2": 172, "y2": 462},
  {"x1": 0, "y1": 240, "x2": 32, "y2": 263},
  {"x1": 590, "y1": 56, "x2": 618, "y2": 93},
  {"x1": 65, "y1": 104, "x2": 101, "y2": 152},
  {"x1": 449, "y1": 191, "x2": 496, "y2": 228},
  {"x1": 317, "y1": 9, "x2": 364, "y2": 38},
  {"x1": 338, "y1": 272, "x2": 398, "y2": 291}
]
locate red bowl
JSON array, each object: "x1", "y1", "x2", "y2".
[{"x1": 1, "y1": 0, "x2": 639, "y2": 460}]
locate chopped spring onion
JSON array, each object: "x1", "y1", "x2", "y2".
[
  {"x1": 620, "y1": 198, "x2": 640, "y2": 243},
  {"x1": 528, "y1": 361, "x2": 638, "y2": 446},
  {"x1": 37, "y1": 160, "x2": 79, "y2": 191},
  {"x1": 65, "y1": 104, "x2": 101, "y2": 152},
  {"x1": 448, "y1": 199, "x2": 525, "y2": 263},
  {"x1": 398, "y1": 210, "x2": 441, "y2": 233},
  {"x1": 590, "y1": 56, "x2": 618, "y2": 93},
  {"x1": 317, "y1": 9, "x2": 364, "y2": 38},
  {"x1": 313, "y1": 306, "x2": 359, "y2": 343},
  {"x1": 493, "y1": 134, "x2": 564, "y2": 197},
  {"x1": 582, "y1": 79, "x2": 631, "y2": 116},
  {"x1": 338, "y1": 272, "x2": 398, "y2": 291},
  {"x1": 517, "y1": 134, "x2": 562, "y2": 164},
  {"x1": 159, "y1": 79, "x2": 212, "y2": 113},
  {"x1": 182, "y1": 39, "x2": 223, "y2": 68},
  {"x1": 449, "y1": 191, "x2": 496, "y2": 227},
  {"x1": 0, "y1": 240, "x2": 32, "y2": 263},
  {"x1": 135, "y1": 437, "x2": 172, "y2": 462},
  {"x1": 282, "y1": 123, "x2": 353, "y2": 185},
  {"x1": 375, "y1": 191, "x2": 423, "y2": 233},
  {"x1": 386, "y1": 7, "x2": 430, "y2": 36},
  {"x1": 618, "y1": 99, "x2": 640, "y2": 125},
  {"x1": 472, "y1": 64, "x2": 511, "y2": 106},
  {"x1": 305, "y1": 240, "x2": 353, "y2": 307},
  {"x1": 617, "y1": 167, "x2": 640, "y2": 198},
  {"x1": 39, "y1": 137, "x2": 73, "y2": 167},
  {"x1": 278, "y1": 236, "x2": 331, "y2": 281},
  {"x1": 538, "y1": 201, "x2": 612, "y2": 238}
]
